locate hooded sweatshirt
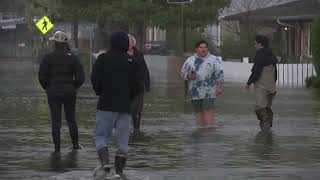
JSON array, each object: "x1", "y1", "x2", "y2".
[
  {"x1": 91, "y1": 32, "x2": 143, "y2": 113},
  {"x1": 180, "y1": 53, "x2": 224, "y2": 100}
]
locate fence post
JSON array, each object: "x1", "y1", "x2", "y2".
[
  {"x1": 277, "y1": 64, "x2": 280, "y2": 85},
  {"x1": 283, "y1": 63, "x2": 285, "y2": 85},
  {"x1": 307, "y1": 63, "x2": 309, "y2": 79},
  {"x1": 291, "y1": 63, "x2": 294, "y2": 86},
  {"x1": 297, "y1": 63, "x2": 299, "y2": 86},
  {"x1": 302, "y1": 63, "x2": 304, "y2": 86},
  {"x1": 287, "y1": 63, "x2": 289, "y2": 86}
]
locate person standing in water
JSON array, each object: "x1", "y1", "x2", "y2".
[
  {"x1": 38, "y1": 31, "x2": 85, "y2": 153},
  {"x1": 246, "y1": 35, "x2": 277, "y2": 131},
  {"x1": 127, "y1": 34, "x2": 150, "y2": 133},
  {"x1": 181, "y1": 40, "x2": 224, "y2": 128},
  {"x1": 91, "y1": 31, "x2": 143, "y2": 177}
]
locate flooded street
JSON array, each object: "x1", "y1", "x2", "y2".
[{"x1": 1, "y1": 56, "x2": 320, "y2": 180}]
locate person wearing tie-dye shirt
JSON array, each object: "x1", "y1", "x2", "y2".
[{"x1": 181, "y1": 40, "x2": 224, "y2": 127}]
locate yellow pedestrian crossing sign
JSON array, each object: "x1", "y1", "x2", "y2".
[{"x1": 36, "y1": 16, "x2": 54, "y2": 35}]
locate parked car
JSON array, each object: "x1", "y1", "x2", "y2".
[{"x1": 143, "y1": 41, "x2": 171, "y2": 56}]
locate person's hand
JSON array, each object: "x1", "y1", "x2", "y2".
[
  {"x1": 245, "y1": 84, "x2": 251, "y2": 90},
  {"x1": 216, "y1": 83, "x2": 223, "y2": 96},
  {"x1": 187, "y1": 71, "x2": 197, "y2": 80}
]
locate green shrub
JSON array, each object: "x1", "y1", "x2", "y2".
[
  {"x1": 311, "y1": 16, "x2": 320, "y2": 75},
  {"x1": 305, "y1": 76, "x2": 320, "y2": 88},
  {"x1": 305, "y1": 76, "x2": 317, "y2": 88}
]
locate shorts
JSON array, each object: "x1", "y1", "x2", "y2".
[{"x1": 191, "y1": 98, "x2": 215, "y2": 113}]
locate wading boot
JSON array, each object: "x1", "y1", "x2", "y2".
[
  {"x1": 97, "y1": 147, "x2": 111, "y2": 173},
  {"x1": 115, "y1": 156, "x2": 126, "y2": 175}
]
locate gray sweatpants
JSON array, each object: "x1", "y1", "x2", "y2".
[{"x1": 95, "y1": 110, "x2": 131, "y2": 156}]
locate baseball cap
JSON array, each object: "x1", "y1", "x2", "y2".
[{"x1": 49, "y1": 31, "x2": 69, "y2": 43}]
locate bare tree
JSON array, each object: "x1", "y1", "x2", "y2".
[
  {"x1": 223, "y1": 0, "x2": 292, "y2": 16},
  {"x1": 221, "y1": 0, "x2": 292, "y2": 40},
  {"x1": 219, "y1": 0, "x2": 296, "y2": 59}
]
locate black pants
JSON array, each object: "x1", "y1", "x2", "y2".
[
  {"x1": 48, "y1": 93, "x2": 78, "y2": 151},
  {"x1": 131, "y1": 94, "x2": 144, "y2": 130}
]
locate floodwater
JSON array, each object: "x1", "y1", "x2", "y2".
[{"x1": 1, "y1": 56, "x2": 320, "y2": 180}]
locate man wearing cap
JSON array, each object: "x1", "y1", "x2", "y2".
[
  {"x1": 91, "y1": 31, "x2": 143, "y2": 176},
  {"x1": 38, "y1": 31, "x2": 85, "y2": 153}
]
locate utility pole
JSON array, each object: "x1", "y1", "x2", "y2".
[
  {"x1": 167, "y1": 0, "x2": 192, "y2": 54},
  {"x1": 181, "y1": 3, "x2": 186, "y2": 53}
]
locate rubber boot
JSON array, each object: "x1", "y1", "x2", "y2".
[
  {"x1": 73, "y1": 144, "x2": 80, "y2": 150},
  {"x1": 266, "y1": 107, "x2": 273, "y2": 127},
  {"x1": 115, "y1": 156, "x2": 126, "y2": 175},
  {"x1": 97, "y1": 147, "x2": 111, "y2": 173},
  {"x1": 260, "y1": 108, "x2": 272, "y2": 132},
  {"x1": 255, "y1": 109, "x2": 262, "y2": 121},
  {"x1": 133, "y1": 114, "x2": 141, "y2": 131},
  {"x1": 255, "y1": 109, "x2": 264, "y2": 131}
]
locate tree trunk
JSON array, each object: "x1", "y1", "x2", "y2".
[
  {"x1": 96, "y1": 21, "x2": 107, "y2": 50},
  {"x1": 138, "y1": 23, "x2": 145, "y2": 50},
  {"x1": 73, "y1": 20, "x2": 79, "y2": 49}
]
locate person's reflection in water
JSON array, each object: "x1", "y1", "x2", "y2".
[
  {"x1": 129, "y1": 130, "x2": 146, "y2": 143},
  {"x1": 49, "y1": 152, "x2": 63, "y2": 171},
  {"x1": 188, "y1": 127, "x2": 218, "y2": 168},
  {"x1": 63, "y1": 150, "x2": 78, "y2": 169},
  {"x1": 49, "y1": 150, "x2": 78, "y2": 171},
  {"x1": 190, "y1": 126, "x2": 217, "y2": 142},
  {"x1": 252, "y1": 131, "x2": 276, "y2": 161}
]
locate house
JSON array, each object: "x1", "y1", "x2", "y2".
[
  {"x1": 222, "y1": 0, "x2": 320, "y2": 62},
  {"x1": 0, "y1": 12, "x2": 32, "y2": 59}
]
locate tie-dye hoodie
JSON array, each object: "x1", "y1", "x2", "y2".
[{"x1": 180, "y1": 53, "x2": 224, "y2": 100}]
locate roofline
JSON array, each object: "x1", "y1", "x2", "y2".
[
  {"x1": 222, "y1": 0, "x2": 302, "y2": 18},
  {"x1": 222, "y1": 13, "x2": 317, "y2": 22},
  {"x1": 221, "y1": 0, "x2": 320, "y2": 22}
]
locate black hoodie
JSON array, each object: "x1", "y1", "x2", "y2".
[
  {"x1": 91, "y1": 32, "x2": 143, "y2": 113},
  {"x1": 129, "y1": 47, "x2": 151, "y2": 92},
  {"x1": 247, "y1": 48, "x2": 278, "y2": 86}
]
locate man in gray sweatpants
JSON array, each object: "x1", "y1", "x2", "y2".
[{"x1": 91, "y1": 31, "x2": 143, "y2": 176}]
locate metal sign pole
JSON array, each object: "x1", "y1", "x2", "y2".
[{"x1": 89, "y1": 29, "x2": 92, "y2": 76}]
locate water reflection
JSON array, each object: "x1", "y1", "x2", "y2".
[
  {"x1": 49, "y1": 150, "x2": 78, "y2": 172},
  {"x1": 1, "y1": 59, "x2": 320, "y2": 179},
  {"x1": 189, "y1": 126, "x2": 217, "y2": 140},
  {"x1": 252, "y1": 131, "x2": 277, "y2": 161}
]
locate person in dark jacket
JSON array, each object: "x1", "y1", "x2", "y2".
[
  {"x1": 38, "y1": 31, "x2": 85, "y2": 153},
  {"x1": 127, "y1": 34, "x2": 150, "y2": 133},
  {"x1": 91, "y1": 31, "x2": 143, "y2": 177},
  {"x1": 246, "y1": 35, "x2": 278, "y2": 131}
]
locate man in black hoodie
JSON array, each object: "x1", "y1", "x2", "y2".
[
  {"x1": 91, "y1": 31, "x2": 143, "y2": 176},
  {"x1": 246, "y1": 35, "x2": 278, "y2": 131}
]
